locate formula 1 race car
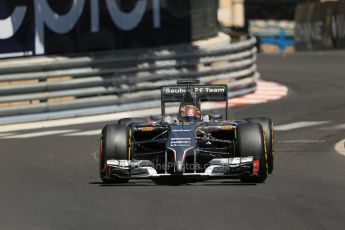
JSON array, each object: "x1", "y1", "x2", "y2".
[{"x1": 99, "y1": 80, "x2": 274, "y2": 184}]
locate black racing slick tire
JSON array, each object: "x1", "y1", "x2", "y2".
[
  {"x1": 99, "y1": 124, "x2": 132, "y2": 183},
  {"x1": 118, "y1": 118, "x2": 147, "y2": 126},
  {"x1": 245, "y1": 117, "x2": 274, "y2": 174},
  {"x1": 236, "y1": 123, "x2": 268, "y2": 183}
]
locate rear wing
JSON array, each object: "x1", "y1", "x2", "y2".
[
  {"x1": 161, "y1": 84, "x2": 229, "y2": 119},
  {"x1": 161, "y1": 85, "x2": 228, "y2": 102}
]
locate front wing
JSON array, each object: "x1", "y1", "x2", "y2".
[{"x1": 104, "y1": 157, "x2": 258, "y2": 180}]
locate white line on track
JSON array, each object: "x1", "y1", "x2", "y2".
[
  {"x1": 322, "y1": 124, "x2": 345, "y2": 130},
  {"x1": 275, "y1": 121, "x2": 330, "y2": 131},
  {"x1": 2, "y1": 130, "x2": 77, "y2": 139},
  {"x1": 64, "y1": 130, "x2": 101, "y2": 136},
  {"x1": 278, "y1": 140, "x2": 326, "y2": 143},
  {"x1": 335, "y1": 139, "x2": 345, "y2": 156}
]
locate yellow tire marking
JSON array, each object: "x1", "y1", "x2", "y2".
[
  {"x1": 262, "y1": 130, "x2": 269, "y2": 174},
  {"x1": 128, "y1": 129, "x2": 133, "y2": 160},
  {"x1": 271, "y1": 122, "x2": 275, "y2": 156}
]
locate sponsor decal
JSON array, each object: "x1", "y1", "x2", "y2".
[
  {"x1": 107, "y1": 160, "x2": 131, "y2": 167},
  {"x1": 167, "y1": 124, "x2": 196, "y2": 163},
  {"x1": 164, "y1": 86, "x2": 226, "y2": 95},
  {"x1": 171, "y1": 129, "x2": 193, "y2": 132},
  {"x1": 164, "y1": 87, "x2": 186, "y2": 94},
  {"x1": 210, "y1": 157, "x2": 253, "y2": 166},
  {"x1": 170, "y1": 137, "x2": 192, "y2": 147}
]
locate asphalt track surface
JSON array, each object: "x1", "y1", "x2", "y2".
[{"x1": 1, "y1": 52, "x2": 345, "y2": 230}]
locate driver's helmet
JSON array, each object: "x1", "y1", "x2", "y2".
[{"x1": 179, "y1": 104, "x2": 201, "y2": 121}]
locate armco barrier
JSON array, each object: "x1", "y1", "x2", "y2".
[{"x1": 0, "y1": 36, "x2": 259, "y2": 124}]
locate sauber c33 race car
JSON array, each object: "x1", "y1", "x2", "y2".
[{"x1": 99, "y1": 80, "x2": 274, "y2": 184}]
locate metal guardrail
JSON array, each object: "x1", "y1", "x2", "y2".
[{"x1": 0, "y1": 36, "x2": 258, "y2": 124}]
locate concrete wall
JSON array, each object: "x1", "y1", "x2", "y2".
[{"x1": 218, "y1": 0, "x2": 245, "y2": 27}]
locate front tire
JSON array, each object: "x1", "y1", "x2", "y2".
[
  {"x1": 245, "y1": 117, "x2": 274, "y2": 173},
  {"x1": 100, "y1": 124, "x2": 132, "y2": 183},
  {"x1": 236, "y1": 123, "x2": 268, "y2": 183}
]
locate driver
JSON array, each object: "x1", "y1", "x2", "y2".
[{"x1": 179, "y1": 104, "x2": 201, "y2": 122}]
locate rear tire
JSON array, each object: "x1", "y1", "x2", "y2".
[
  {"x1": 118, "y1": 118, "x2": 147, "y2": 126},
  {"x1": 99, "y1": 124, "x2": 131, "y2": 183},
  {"x1": 236, "y1": 123, "x2": 268, "y2": 183},
  {"x1": 245, "y1": 117, "x2": 274, "y2": 173}
]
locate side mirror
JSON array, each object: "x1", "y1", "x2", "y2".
[
  {"x1": 209, "y1": 114, "x2": 223, "y2": 121},
  {"x1": 150, "y1": 115, "x2": 162, "y2": 122}
]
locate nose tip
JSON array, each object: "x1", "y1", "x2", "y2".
[{"x1": 174, "y1": 161, "x2": 184, "y2": 174}]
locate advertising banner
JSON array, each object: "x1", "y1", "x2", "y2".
[{"x1": 0, "y1": 0, "x2": 218, "y2": 59}]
